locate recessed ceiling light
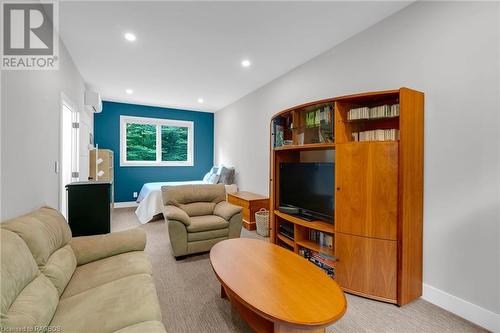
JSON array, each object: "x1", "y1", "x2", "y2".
[
  {"x1": 241, "y1": 59, "x2": 251, "y2": 67},
  {"x1": 124, "y1": 32, "x2": 136, "y2": 42},
  {"x1": 197, "y1": 98, "x2": 204, "y2": 104},
  {"x1": 126, "y1": 89, "x2": 133, "y2": 95}
]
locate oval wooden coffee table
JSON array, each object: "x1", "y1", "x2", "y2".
[{"x1": 210, "y1": 238, "x2": 347, "y2": 333}]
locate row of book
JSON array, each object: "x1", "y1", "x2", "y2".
[
  {"x1": 299, "y1": 248, "x2": 336, "y2": 279},
  {"x1": 309, "y1": 230, "x2": 333, "y2": 249},
  {"x1": 352, "y1": 128, "x2": 399, "y2": 142},
  {"x1": 348, "y1": 104, "x2": 400, "y2": 121},
  {"x1": 305, "y1": 105, "x2": 333, "y2": 127}
]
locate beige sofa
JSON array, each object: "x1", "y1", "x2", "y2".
[
  {"x1": 162, "y1": 183, "x2": 242, "y2": 258},
  {"x1": 0, "y1": 207, "x2": 166, "y2": 333}
]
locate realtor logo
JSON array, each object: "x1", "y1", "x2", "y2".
[{"x1": 1, "y1": 1, "x2": 59, "y2": 70}]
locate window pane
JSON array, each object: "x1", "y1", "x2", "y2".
[
  {"x1": 126, "y1": 123, "x2": 156, "y2": 161},
  {"x1": 161, "y1": 126, "x2": 188, "y2": 161}
]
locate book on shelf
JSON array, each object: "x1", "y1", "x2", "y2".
[
  {"x1": 304, "y1": 105, "x2": 334, "y2": 143},
  {"x1": 352, "y1": 128, "x2": 399, "y2": 142},
  {"x1": 347, "y1": 103, "x2": 399, "y2": 121},
  {"x1": 305, "y1": 105, "x2": 333, "y2": 128},
  {"x1": 308, "y1": 230, "x2": 333, "y2": 249},
  {"x1": 299, "y1": 248, "x2": 336, "y2": 279}
]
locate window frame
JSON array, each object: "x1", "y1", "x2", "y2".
[{"x1": 120, "y1": 115, "x2": 194, "y2": 167}]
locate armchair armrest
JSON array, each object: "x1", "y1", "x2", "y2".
[
  {"x1": 164, "y1": 205, "x2": 191, "y2": 226},
  {"x1": 70, "y1": 228, "x2": 146, "y2": 266},
  {"x1": 214, "y1": 201, "x2": 242, "y2": 221}
]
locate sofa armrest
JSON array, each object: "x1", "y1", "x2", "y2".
[
  {"x1": 163, "y1": 205, "x2": 191, "y2": 226},
  {"x1": 70, "y1": 228, "x2": 146, "y2": 266},
  {"x1": 214, "y1": 201, "x2": 242, "y2": 221}
]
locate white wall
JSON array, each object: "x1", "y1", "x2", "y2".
[
  {"x1": 215, "y1": 1, "x2": 499, "y2": 330},
  {"x1": 1, "y1": 41, "x2": 92, "y2": 220}
]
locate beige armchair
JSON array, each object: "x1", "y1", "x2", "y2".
[{"x1": 162, "y1": 183, "x2": 243, "y2": 259}]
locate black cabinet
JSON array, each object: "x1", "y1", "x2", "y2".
[{"x1": 66, "y1": 181, "x2": 111, "y2": 236}]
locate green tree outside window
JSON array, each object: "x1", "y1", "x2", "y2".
[
  {"x1": 161, "y1": 126, "x2": 188, "y2": 161},
  {"x1": 126, "y1": 123, "x2": 156, "y2": 161}
]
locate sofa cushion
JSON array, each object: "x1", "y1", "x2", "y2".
[
  {"x1": 2, "y1": 207, "x2": 76, "y2": 298},
  {"x1": 61, "y1": 251, "x2": 152, "y2": 299},
  {"x1": 1, "y1": 230, "x2": 59, "y2": 330},
  {"x1": 114, "y1": 321, "x2": 166, "y2": 333},
  {"x1": 187, "y1": 228, "x2": 228, "y2": 242},
  {"x1": 40, "y1": 244, "x2": 77, "y2": 296},
  {"x1": 186, "y1": 215, "x2": 229, "y2": 233},
  {"x1": 1, "y1": 230, "x2": 41, "y2": 319},
  {"x1": 70, "y1": 229, "x2": 146, "y2": 266},
  {"x1": 3, "y1": 274, "x2": 59, "y2": 329},
  {"x1": 2, "y1": 207, "x2": 72, "y2": 266},
  {"x1": 51, "y1": 274, "x2": 162, "y2": 333}
]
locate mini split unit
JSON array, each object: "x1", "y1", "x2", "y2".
[{"x1": 84, "y1": 91, "x2": 102, "y2": 113}]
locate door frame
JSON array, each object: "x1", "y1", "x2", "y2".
[{"x1": 59, "y1": 92, "x2": 79, "y2": 214}]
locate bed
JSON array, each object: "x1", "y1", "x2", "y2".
[{"x1": 135, "y1": 180, "x2": 238, "y2": 224}]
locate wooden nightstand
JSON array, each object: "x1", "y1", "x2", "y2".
[{"x1": 227, "y1": 191, "x2": 269, "y2": 231}]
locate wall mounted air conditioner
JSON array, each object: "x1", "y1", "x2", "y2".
[{"x1": 84, "y1": 91, "x2": 102, "y2": 113}]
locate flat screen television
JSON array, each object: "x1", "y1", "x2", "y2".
[{"x1": 279, "y1": 162, "x2": 334, "y2": 222}]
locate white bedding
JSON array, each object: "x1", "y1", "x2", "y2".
[{"x1": 134, "y1": 181, "x2": 238, "y2": 224}]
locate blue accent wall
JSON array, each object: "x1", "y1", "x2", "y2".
[{"x1": 94, "y1": 101, "x2": 214, "y2": 202}]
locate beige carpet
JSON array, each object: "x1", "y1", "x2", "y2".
[{"x1": 112, "y1": 208, "x2": 487, "y2": 333}]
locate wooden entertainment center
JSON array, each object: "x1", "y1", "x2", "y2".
[{"x1": 269, "y1": 88, "x2": 424, "y2": 305}]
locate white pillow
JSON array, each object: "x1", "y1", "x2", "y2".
[
  {"x1": 207, "y1": 174, "x2": 220, "y2": 184},
  {"x1": 202, "y1": 172, "x2": 211, "y2": 183}
]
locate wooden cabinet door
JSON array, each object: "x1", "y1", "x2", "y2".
[
  {"x1": 335, "y1": 142, "x2": 398, "y2": 240},
  {"x1": 335, "y1": 233, "x2": 397, "y2": 301}
]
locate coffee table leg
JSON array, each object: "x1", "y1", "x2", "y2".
[
  {"x1": 274, "y1": 323, "x2": 325, "y2": 333},
  {"x1": 221, "y1": 285, "x2": 227, "y2": 299}
]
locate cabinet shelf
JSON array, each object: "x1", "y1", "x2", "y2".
[
  {"x1": 274, "y1": 210, "x2": 334, "y2": 234},
  {"x1": 276, "y1": 233, "x2": 294, "y2": 247},
  {"x1": 296, "y1": 240, "x2": 334, "y2": 257},
  {"x1": 345, "y1": 115, "x2": 399, "y2": 123},
  {"x1": 274, "y1": 142, "x2": 335, "y2": 151}
]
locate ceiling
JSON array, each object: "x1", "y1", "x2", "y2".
[{"x1": 59, "y1": 1, "x2": 411, "y2": 112}]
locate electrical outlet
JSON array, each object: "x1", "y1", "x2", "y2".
[{"x1": 133, "y1": 192, "x2": 138, "y2": 198}]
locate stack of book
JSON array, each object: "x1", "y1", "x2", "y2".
[
  {"x1": 299, "y1": 248, "x2": 336, "y2": 279},
  {"x1": 348, "y1": 104, "x2": 399, "y2": 120},
  {"x1": 304, "y1": 105, "x2": 334, "y2": 144},
  {"x1": 352, "y1": 128, "x2": 399, "y2": 142},
  {"x1": 308, "y1": 230, "x2": 333, "y2": 249},
  {"x1": 305, "y1": 105, "x2": 333, "y2": 127}
]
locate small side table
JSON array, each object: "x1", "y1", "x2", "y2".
[{"x1": 227, "y1": 191, "x2": 269, "y2": 231}]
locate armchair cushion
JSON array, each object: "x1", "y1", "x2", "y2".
[
  {"x1": 164, "y1": 205, "x2": 191, "y2": 226},
  {"x1": 186, "y1": 215, "x2": 229, "y2": 233},
  {"x1": 180, "y1": 202, "x2": 216, "y2": 217},
  {"x1": 214, "y1": 201, "x2": 243, "y2": 221},
  {"x1": 162, "y1": 183, "x2": 226, "y2": 206},
  {"x1": 70, "y1": 229, "x2": 146, "y2": 266}
]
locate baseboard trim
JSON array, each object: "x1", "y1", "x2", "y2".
[
  {"x1": 114, "y1": 201, "x2": 138, "y2": 208},
  {"x1": 422, "y1": 283, "x2": 499, "y2": 332}
]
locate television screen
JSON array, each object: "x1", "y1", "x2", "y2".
[{"x1": 279, "y1": 162, "x2": 334, "y2": 222}]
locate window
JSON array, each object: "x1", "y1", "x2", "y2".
[{"x1": 120, "y1": 116, "x2": 193, "y2": 166}]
